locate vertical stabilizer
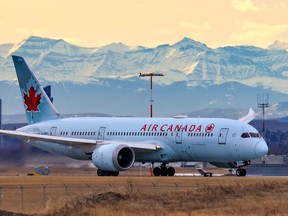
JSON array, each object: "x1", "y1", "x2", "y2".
[{"x1": 12, "y1": 55, "x2": 61, "y2": 124}]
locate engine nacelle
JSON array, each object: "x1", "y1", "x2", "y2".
[
  {"x1": 92, "y1": 144, "x2": 135, "y2": 171},
  {"x1": 210, "y1": 160, "x2": 251, "y2": 168}
]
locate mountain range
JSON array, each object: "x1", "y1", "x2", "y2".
[{"x1": 0, "y1": 36, "x2": 288, "y2": 119}]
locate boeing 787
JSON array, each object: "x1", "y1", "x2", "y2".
[{"x1": 0, "y1": 55, "x2": 268, "y2": 176}]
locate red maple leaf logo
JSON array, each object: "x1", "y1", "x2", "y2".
[
  {"x1": 23, "y1": 86, "x2": 42, "y2": 111},
  {"x1": 205, "y1": 123, "x2": 215, "y2": 133}
]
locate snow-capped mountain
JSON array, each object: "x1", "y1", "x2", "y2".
[
  {"x1": 0, "y1": 36, "x2": 288, "y2": 91},
  {"x1": 267, "y1": 40, "x2": 288, "y2": 51},
  {"x1": 1, "y1": 36, "x2": 288, "y2": 117}
]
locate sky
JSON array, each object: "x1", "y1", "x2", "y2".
[{"x1": 0, "y1": 0, "x2": 287, "y2": 49}]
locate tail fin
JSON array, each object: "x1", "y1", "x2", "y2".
[
  {"x1": 12, "y1": 55, "x2": 61, "y2": 124},
  {"x1": 238, "y1": 108, "x2": 256, "y2": 123}
]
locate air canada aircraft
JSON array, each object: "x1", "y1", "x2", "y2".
[{"x1": 0, "y1": 55, "x2": 268, "y2": 177}]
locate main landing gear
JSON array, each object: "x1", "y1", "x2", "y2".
[
  {"x1": 97, "y1": 169, "x2": 119, "y2": 176},
  {"x1": 236, "y1": 168, "x2": 247, "y2": 176},
  {"x1": 153, "y1": 163, "x2": 175, "y2": 176}
]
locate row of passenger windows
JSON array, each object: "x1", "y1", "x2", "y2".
[
  {"x1": 188, "y1": 133, "x2": 214, "y2": 137},
  {"x1": 59, "y1": 131, "x2": 214, "y2": 138},
  {"x1": 106, "y1": 132, "x2": 214, "y2": 137},
  {"x1": 107, "y1": 131, "x2": 169, "y2": 137},
  {"x1": 60, "y1": 131, "x2": 97, "y2": 136}
]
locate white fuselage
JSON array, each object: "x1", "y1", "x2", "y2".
[{"x1": 17, "y1": 116, "x2": 268, "y2": 164}]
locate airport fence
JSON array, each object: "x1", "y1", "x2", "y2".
[{"x1": 0, "y1": 182, "x2": 201, "y2": 214}]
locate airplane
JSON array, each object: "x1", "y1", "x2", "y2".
[{"x1": 0, "y1": 55, "x2": 268, "y2": 177}]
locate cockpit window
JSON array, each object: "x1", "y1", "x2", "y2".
[
  {"x1": 249, "y1": 132, "x2": 261, "y2": 138},
  {"x1": 241, "y1": 132, "x2": 250, "y2": 138},
  {"x1": 241, "y1": 132, "x2": 261, "y2": 138}
]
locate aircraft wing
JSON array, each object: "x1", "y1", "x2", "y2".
[
  {"x1": 0, "y1": 129, "x2": 160, "y2": 153},
  {"x1": 238, "y1": 108, "x2": 256, "y2": 123}
]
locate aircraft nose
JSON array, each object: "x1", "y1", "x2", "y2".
[{"x1": 254, "y1": 139, "x2": 268, "y2": 157}]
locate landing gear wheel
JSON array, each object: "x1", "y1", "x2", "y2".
[
  {"x1": 112, "y1": 171, "x2": 119, "y2": 176},
  {"x1": 97, "y1": 169, "x2": 104, "y2": 176},
  {"x1": 97, "y1": 169, "x2": 119, "y2": 176},
  {"x1": 104, "y1": 171, "x2": 110, "y2": 176},
  {"x1": 167, "y1": 167, "x2": 175, "y2": 176},
  {"x1": 236, "y1": 168, "x2": 247, "y2": 176},
  {"x1": 160, "y1": 167, "x2": 168, "y2": 176},
  {"x1": 153, "y1": 163, "x2": 175, "y2": 176},
  {"x1": 153, "y1": 167, "x2": 161, "y2": 176}
]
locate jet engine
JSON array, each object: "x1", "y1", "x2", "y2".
[{"x1": 92, "y1": 144, "x2": 135, "y2": 171}]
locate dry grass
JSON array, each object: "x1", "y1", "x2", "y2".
[
  {"x1": 1, "y1": 172, "x2": 288, "y2": 216},
  {"x1": 38, "y1": 177, "x2": 288, "y2": 216}
]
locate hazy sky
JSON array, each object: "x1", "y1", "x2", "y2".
[{"x1": 0, "y1": 0, "x2": 287, "y2": 48}]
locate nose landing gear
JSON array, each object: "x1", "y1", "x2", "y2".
[{"x1": 236, "y1": 168, "x2": 247, "y2": 176}]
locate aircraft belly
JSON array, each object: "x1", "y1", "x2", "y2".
[
  {"x1": 135, "y1": 145, "x2": 180, "y2": 162},
  {"x1": 180, "y1": 140, "x2": 237, "y2": 162},
  {"x1": 33, "y1": 141, "x2": 90, "y2": 160},
  {"x1": 135, "y1": 153, "x2": 161, "y2": 162}
]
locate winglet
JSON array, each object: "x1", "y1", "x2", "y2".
[
  {"x1": 238, "y1": 108, "x2": 256, "y2": 123},
  {"x1": 12, "y1": 55, "x2": 61, "y2": 124}
]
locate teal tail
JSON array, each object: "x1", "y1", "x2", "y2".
[{"x1": 12, "y1": 55, "x2": 61, "y2": 124}]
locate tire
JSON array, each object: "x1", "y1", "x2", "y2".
[
  {"x1": 236, "y1": 169, "x2": 246, "y2": 177},
  {"x1": 241, "y1": 169, "x2": 247, "y2": 176},
  {"x1": 167, "y1": 167, "x2": 175, "y2": 176},
  {"x1": 112, "y1": 171, "x2": 119, "y2": 176},
  {"x1": 160, "y1": 167, "x2": 168, "y2": 176},
  {"x1": 236, "y1": 169, "x2": 241, "y2": 176},
  {"x1": 153, "y1": 167, "x2": 161, "y2": 176},
  {"x1": 97, "y1": 169, "x2": 104, "y2": 176},
  {"x1": 104, "y1": 171, "x2": 110, "y2": 176}
]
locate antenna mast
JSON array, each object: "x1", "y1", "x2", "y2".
[{"x1": 257, "y1": 94, "x2": 269, "y2": 139}]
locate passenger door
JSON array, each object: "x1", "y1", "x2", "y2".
[
  {"x1": 50, "y1": 127, "x2": 57, "y2": 136},
  {"x1": 175, "y1": 130, "x2": 183, "y2": 144},
  {"x1": 98, "y1": 127, "x2": 106, "y2": 140},
  {"x1": 218, "y1": 128, "x2": 229, "y2": 144}
]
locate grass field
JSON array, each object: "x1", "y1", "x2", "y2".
[{"x1": 0, "y1": 174, "x2": 288, "y2": 216}]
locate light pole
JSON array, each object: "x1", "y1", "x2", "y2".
[{"x1": 139, "y1": 72, "x2": 164, "y2": 118}]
